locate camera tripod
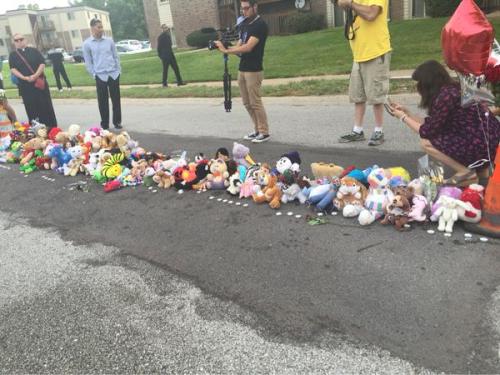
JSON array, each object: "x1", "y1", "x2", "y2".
[{"x1": 223, "y1": 53, "x2": 232, "y2": 112}]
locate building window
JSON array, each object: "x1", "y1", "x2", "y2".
[
  {"x1": 67, "y1": 12, "x2": 75, "y2": 20},
  {"x1": 71, "y1": 30, "x2": 78, "y2": 38},
  {"x1": 0, "y1": 39, "x2": 4, "y2": 46}
]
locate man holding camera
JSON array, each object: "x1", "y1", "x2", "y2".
[
  {"x1": 337, "y1": 0, "x2": 391, "y2": 146},
  {"x1": 215, "y1": 0, "x2": 270, "y2": 143}
]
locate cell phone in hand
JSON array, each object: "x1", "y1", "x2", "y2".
[{"x1": 384, "y1": 102, "x2": 394, "y2": 116}]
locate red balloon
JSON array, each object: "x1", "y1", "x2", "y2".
[{"x1": 441, "y1": 0, "x2": 494, "y2": 76}]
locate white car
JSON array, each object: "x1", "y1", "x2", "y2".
[{"x1": 116, "y1": 40, "x2": 143, "y2": 51}]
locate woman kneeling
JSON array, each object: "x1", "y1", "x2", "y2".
[{"x1": 388, "y1": 60, "x2": 500, "y2": 186}]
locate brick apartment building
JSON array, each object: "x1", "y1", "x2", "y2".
[{"x1": 143, "y1": 0, "x2": 428, "y2": 49}]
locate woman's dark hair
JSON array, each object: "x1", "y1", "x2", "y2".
[{"x1": 412, "y1": 60, "x2": 457, "y2": 111}]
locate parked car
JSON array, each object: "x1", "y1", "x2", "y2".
[
  {"x1": 72, "y1": 47, "x2": 84, "y2": 63},
  {"x1": 116, "y1": 39, "x2": 142, "y2": 51},
  {"x1": 140, "y1": 40, "x2": 151, "y2": 50},
  {"x1": 116, "y1": 45, "x2": 134, "y2": 54}
]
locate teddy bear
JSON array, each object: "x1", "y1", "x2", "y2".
[
  {"x1": 380, "y1": 194, "x2": 412, "y2": 231},
  {"x1": 280, "y1": 169, "x2": 308, "y2": 204},
  {"x1": 54, "y1": 130, "x2": 72, "y2": 149},
  {"x1": 432, "y1": 195, "x2": 470, "y2": 233},
  {"x1": 358, "y1": 168, "x2": 394, "y2": 226},
  {"x1": 31, "y1": 120, "x2": 48, "y2": 140},
  {"x1": 67, "y1": 124, "x2": 83, "y2": 145},
  {"x1": 457, "y1": 184, "x2": 484, "y2": 223},
  {"x1": 253, "y1": 174, "x2": 282, "y2": 209},
  {"x1": 20, "y1": 137, "x2": 47, "y2": 167},
  {"x1": 430, "y1": 186, "x2": 462, "y2": 222},
  {"x1": 153, "y1": 170, "x2": 175, "y2": 189},
  {"x1": 311, "y1": 162, "x2": 344, "y2": 180},
  {"x1": 206, "y1": 158, "x2": 230, "y2": 190},
  {"x1": 100, "y1": 130, "x2": 118, "y2": 150},
  {"x1": 334, "y1": 176, "x2": 368, "y2": 217},
  {"x1": 63, "y1": 145, "x2": 86, "y2": 177},
  {"x1": 84, "y1": 151, "x2": 102, "y2": 175}
]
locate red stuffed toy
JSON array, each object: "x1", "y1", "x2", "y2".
[{"x1": 458, "y1": 184, "x2": 484, "y2": 223}]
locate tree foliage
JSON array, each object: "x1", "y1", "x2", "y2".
[{"x1": 70, "y1": 0, "x2": 148, "y2": 41}]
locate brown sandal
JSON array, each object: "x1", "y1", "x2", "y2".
[{"x1": 443, "y1": 170, "x2": 478, "y2": 187}]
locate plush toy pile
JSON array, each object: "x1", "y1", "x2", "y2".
[{"x1": 0, "y1": 121, "x2": 488, "y2": 235}]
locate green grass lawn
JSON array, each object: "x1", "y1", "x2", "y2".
[{"x1": 3, "y1": 17, "x2": 500, "y2": 91}]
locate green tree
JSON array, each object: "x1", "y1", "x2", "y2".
[{"x1": 70, "y1": 0, "x2": 147, "y2": 40}]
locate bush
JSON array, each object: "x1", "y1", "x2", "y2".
[
  {"x1": 287, "y1": 13, "x2": 325, "y2": 34},
  {"x1": 424, "y1": 0, "x2": 461, "y2": 17},
  {"x1": 186, "y1": 28, "x2": 217, "y2": 48}
]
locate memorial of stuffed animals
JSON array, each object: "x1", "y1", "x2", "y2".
[
  {"x1": 0, "y1": 0, "x2": 499, "y2": 239},
  {"x1": 0, "y1": 119, "x2": 499, "y2": 239}
]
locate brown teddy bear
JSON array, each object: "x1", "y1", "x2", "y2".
[
  {"x1": 253, "y1": 174, "x2": 282, "y2": 209},
  {"x1": 153, "y1": 170, "x2": 175, "y2": 189},
  {"x1": 381, "y1": 194, "x2": 411, "y2": 230}
]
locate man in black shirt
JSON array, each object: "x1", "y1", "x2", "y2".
[
  {"x1": 215, "y1": 0, "x2": 270, "y2": 143},
  {"x1": 157, "y1": 25, "x2": 186, "y2": 87},
  {"x1": 47, "y1": 49, "x2": 72, "y2": 92}
]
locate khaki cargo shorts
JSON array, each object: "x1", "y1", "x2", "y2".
[{"x1": 349, "y1": 52, "x2": 391, "y2": 105}]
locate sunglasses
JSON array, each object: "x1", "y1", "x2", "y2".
[{"x1": 14, "y1": 38, "x2": 24, "y2": 42}]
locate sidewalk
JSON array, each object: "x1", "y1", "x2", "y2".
[{"x1": 50, "y1": 70, "x2": 415, "y2": 92}]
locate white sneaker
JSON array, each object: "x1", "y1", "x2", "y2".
[
  {"x1": 251, "y1": 134, "x2": 270, "y2": 143},
  {"x1": 58, "y1": 89, "x2": 63, "y2": 92},
  {"x1": 243, "y1": 132, "x2": 259, "y2": 140}
]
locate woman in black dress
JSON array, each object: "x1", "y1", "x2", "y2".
[{"x1": 9, "y1": 33, "x2": 57, "y2": 129}]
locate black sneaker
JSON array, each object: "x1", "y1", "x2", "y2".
[
  {"x1": 252, "y1": 134, "x2": 270, "y2": 143},
  {"x1": 114, "y1": 123, "x2": 123, "y2": 130},
  {"x1": 243, "y1": 132, "x2": 259, "y2": 140},
  {"x1": 368, "y1": 131, "x2": 384, "y2": 146},
  {"x1": 339, "y1": 131, "x2": 365, "y2": 143},
  {"x1": 177, "y1": 82, "x2": 187, "y2": 86}
]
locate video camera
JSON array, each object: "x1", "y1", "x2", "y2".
[{"x1": 207, "y1": 26, "x2": 241, "y2": 51}]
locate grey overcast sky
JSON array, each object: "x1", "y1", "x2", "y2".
[{"x1": 0, "y1": 0, "x2": 70, "y2": 15}]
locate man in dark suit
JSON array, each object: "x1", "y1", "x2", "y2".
[
  {"x1": 157, "y1": 25, "x2": 186, "y2": 87},
  {"x1": 47, "y1": 48, "x2": 72, "y2": 92}
]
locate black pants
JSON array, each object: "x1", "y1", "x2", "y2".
[
  {"x1": 19, "y1": 79, "x2": 58, "y2": 129},
  {"x1": 53, "y1": 65, "x2": 72, "y2": 90},
  {"x1": 161, "y1": 57, "x2": 182, "y2": 86},
  {"x1": 96, "y1": 75, "x2": 121, "y2": 128}
]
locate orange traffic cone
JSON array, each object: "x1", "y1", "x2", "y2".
[{"x1": 465, "y1": 145, "x2": 500, "y2": 238}]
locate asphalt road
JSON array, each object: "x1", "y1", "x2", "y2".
[{"x1": 1, "y1": 97, "x2": 499, "y2": 373}]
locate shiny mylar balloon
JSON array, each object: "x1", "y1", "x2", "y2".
[{"x1": 442, "y1": 0, "x2": 494, "y2": 76}]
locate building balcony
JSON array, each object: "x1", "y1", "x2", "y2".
[{"x1": 38, "y1": 20, "x2": 56, "y2": 31}]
